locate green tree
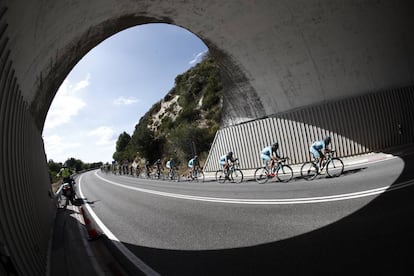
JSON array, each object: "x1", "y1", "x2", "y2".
[
  {"x1": 116, "y1": 131, "x2": 131, "y2": 152},
  {"x1": 168, "y1": 123, "x2": 213, "y2": 160},
  {"x1": 48, "y1": 159, "x2": 61, "y2": 173},
  {"x1": 64, "y1": 157, "x2": 84, "y2": 172},
  {"x1": 112, "y1": 132, "x2": 133, "y2": 162},
  {"x1": 129, "y1": 118, "x2": 164, "y2": 162},
  {"x1": 48, "y1": 159, "x2": 62, "y2": 183}
]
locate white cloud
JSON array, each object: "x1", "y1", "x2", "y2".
[
  {"x1": 189, "y1": 50, "x2": 208, "y2": 65},
  {"x1": 87, "y1": 126, "x2": 116, "y2": 145},
  {"x1": 73, "y1": 73, "x2": 91, "y2": 91},
  {"x1": 114, "y1": 96, "x2": 140, "y2": 105},
  {"x1": 43, "y1": 134, "x2": 81, "y2": 161},
  {"x1": 44, "y1": 74, "x2": 90, "y2": 129}
]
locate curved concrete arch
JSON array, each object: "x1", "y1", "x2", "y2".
[
  {"x1": 7, "y1": 0, "x2": 413, "y2": 130},
  {"x1": 6, "y1": 1, "x2": 264, "y2": 131},
  {"x1": 1, "y1": 0, "x2": 414, "y2": 274}
]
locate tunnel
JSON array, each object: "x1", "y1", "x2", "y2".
[{"x1": 1, "y1": 0, "x2": 414, "y2": 274}]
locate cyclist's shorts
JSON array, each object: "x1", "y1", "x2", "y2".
[
  {"x1": 310, "y1": 146, "x2": 321, "y2": 158},
  {"x1": 261, "y1": 154, "x2": 271, "y2": 163}
]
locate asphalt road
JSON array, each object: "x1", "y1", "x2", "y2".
[{"x1": 79, "y1": 154, "x2": 414, "y2": 275}]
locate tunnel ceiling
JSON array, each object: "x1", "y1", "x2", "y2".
[{"x1": 4, "y1": 0, "x2": 414, "y2": 129}]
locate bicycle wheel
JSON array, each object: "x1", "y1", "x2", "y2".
[
  {"x1": 169, "y1": 171, "x2": 178, "y2": 182},
  {"x1": 276, "y1": 165, "x2": 293, "y2": 182},
  {"x1": 254, "y1": 167, "x2": 269, "y2": 184},
  {"x1": 216, "y1": 170, "x2": 226, "y2": 183},
  {"x1": 198, "y1": 171, "x2": 205, "y2": 182},
  {"x1": 326, "y1": 158, "x2": 344, "y2": 177},
  {"x1": 174, "y1": 172, "x2": 181, "y2": 182},
  {"x1": 194, "y1": 170, "x2": 205, "y2": 182},
  {"x1": 300, "y1": 162, "x2": 318, "y2": 181},
  {"x1": 231, "y1": 169, "x2": 244, "y2": 183}
]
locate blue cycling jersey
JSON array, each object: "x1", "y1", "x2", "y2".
[
  {"x1": 261, "y1": 146, "x2": 272, "y2": 156},
  {"x1": 312, "y1": 140, "x2": 325, "y2": 151}
]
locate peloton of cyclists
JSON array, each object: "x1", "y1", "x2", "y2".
[{"x1": 110, "y1": 136, "x2": 335, "y2": 179}]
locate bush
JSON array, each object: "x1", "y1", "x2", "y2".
[
  {"x1": 159, "y1": 116, "x2": 174, "y2": 132},
  {"x1": 176, "y1": 105, "x2": 200, "y2": 124},
  {"x1": 202, "y1": 92, "x2": 220, "y2": 110}
]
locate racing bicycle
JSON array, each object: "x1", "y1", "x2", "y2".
[
  {"x1": 187, "y1": 166, "x2": 205, "y2": 182},
  {"x1": 254, "y1": 157, "x2": 293, "y2": 184},
  {"x1": 167, "y1": 167, "x2": 180, "y2": 182},
  {"x1": 300, "y1": 150, "x2": 344, "y2": 181},
  {"x1": 215, "y1": 161, "x2": 244, "y2": 183}
]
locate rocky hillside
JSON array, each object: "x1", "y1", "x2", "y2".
[{"x1": 113, "y1": 54, "x2": 223, "y2": 167}]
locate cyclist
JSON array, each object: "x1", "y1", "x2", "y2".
[
  {"x1": 219, "y1": 151, "x2": 238, "y2": 179},
  {"x1": 310, "y1": 136, "x2": 332, "y2": 171},
  {"x1": 122, "y1": 159, "x2": 129, "y2": 175},
  {"x1": 260, "y1": 142, "x2": 281, "y2": 177},
  {"x1": 131, "y1": 158, "x2": 140, "y2": 177},
  {"x1": 188, "y1": 155, "x2": 199, "y2": 179},
  {"x1": 57, "y1": 163, "x2": 77, "y2": 199},
  {"x1": 166, "y1": 158, "x2": 171, "y2": 171},
  {"x1": 166, "y1": 158, "x2": 175, "y2": 177},
  {"x1": 145, "y1": 160, "x2": 151, "y2": 177},
  {"x1": 153, "y1": 159, "x2": 162, "y2": 178},
  {"x1": 57, "y1": 164, "x2": 74, "y2": 186}
]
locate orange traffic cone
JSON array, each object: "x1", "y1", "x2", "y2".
[{"x1": 80, "y1": 207, "x2": 101, "y2": 241}]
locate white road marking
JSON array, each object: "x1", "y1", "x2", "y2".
[
  {"x1": 78, "y1": 175, "x2": 160, "y2": 276},
  {"x1": 93, "y1": 170, "x2": 414, "y2": 205},
  {"x1": 344, "y1": 154, "x2": 395, "y2": 167}
]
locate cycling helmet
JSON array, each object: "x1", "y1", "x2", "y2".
[
  {"x1": 272, "y1": 142, "x2": 279, "y2": 150},
  {"x1": 228, "y1": 151, "x2": 233, "y2": 157},
  {"x1": 324, "y1": 136, "x2": 331, "y2": 145},
  {"x1": 194, "y1": 155, "x2": 198, "y2": 159}
]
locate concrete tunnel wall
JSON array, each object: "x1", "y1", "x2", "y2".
[
  {"x1": 1, "y1": 0, "x2": 414, "y2": 274},
  {"x1": 204, "y1": 87, "x2": 414, "y2": 172}
]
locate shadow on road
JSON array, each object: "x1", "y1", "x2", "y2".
[{"x1": 110, "y1": 149, "x2": 414, "y2": 275}]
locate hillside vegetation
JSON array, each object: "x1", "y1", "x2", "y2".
[{"x1": 112, "y1": 54, "x2": 223, "y2": 169}]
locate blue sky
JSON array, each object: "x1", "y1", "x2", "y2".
[{"x1": 42, "y1": 23, "x2": 208, "y2": 164}]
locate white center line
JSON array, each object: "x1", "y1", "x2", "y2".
[{"x1": 93, "y1": 171, "x2": 413, "y2": 205}]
